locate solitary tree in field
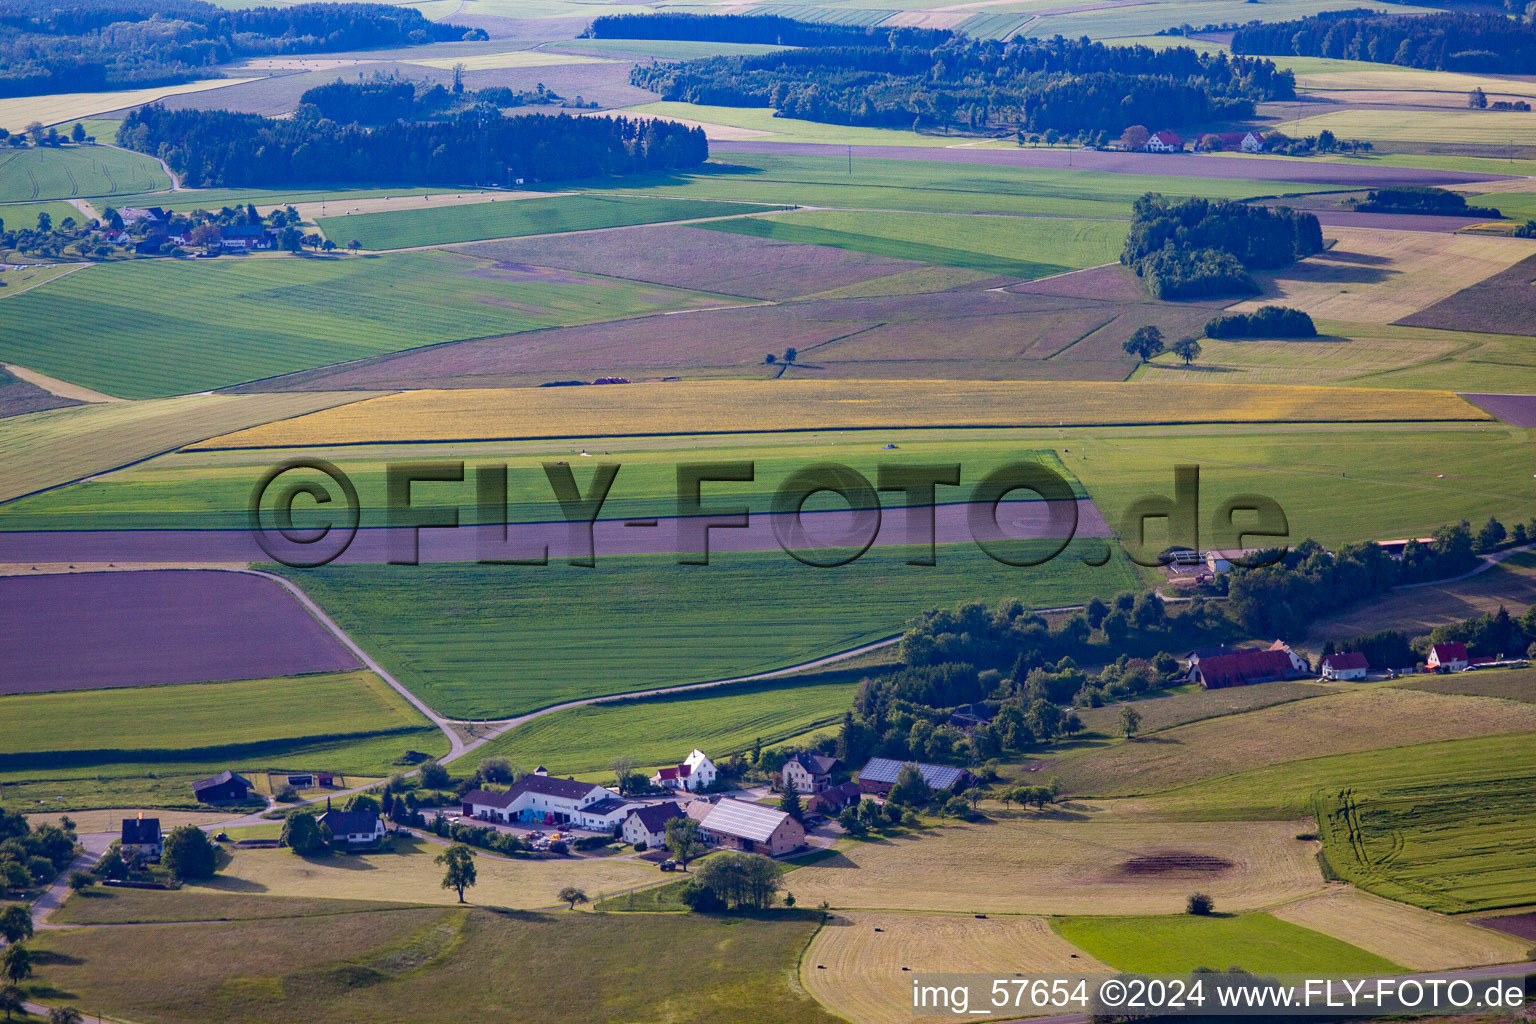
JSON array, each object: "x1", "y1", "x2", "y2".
[
  {"x1": 347, "y1": 239, "x2": 361, "y2": 251},
  {"x1": 70, "y1": 122, "x2": 85, "y2": 143},
  {"x1": 783, "y1": 347, "x2": 798, "y2": 364},
  {"x1": 1119, "y1": 705, "x2": 1144, "y2": 740},
  {"x1": 0, "y1": 905, "x2": 31, "y2": 944},
  {"x1": 1469, "y1": 87, "x2": 1488, "y2": 109},
  {"x1": 558, "y1": 885, "x2": 587, "y2": 909},
  {"x1": 664, "y1": 817, "x2": 705, "y2": 871},
  {"x1": 35, "y1": 211, "x2": 50, "y2": 232},
  {"x1": 1123, "y1": 325, "x2": 1165, "y2": 363},
  {"x1": 1187, "y1": 892, "x2": 1214, "y2": 915},
  {"x1": 1172, "y1": 336, "x2": 1202, "y2": 366},
  {"x1": 1, "y1": 944, "x2": 32, "y2": 986},
  {"x1": 436, "y1": 843, "x2": 477, "y2": 903},
  {"x1": 765, "y1": 353, "x2": 777, "y2": 364},
  {"x1": 0, "y1": 985, "x2": 23, "y2": 1023}
]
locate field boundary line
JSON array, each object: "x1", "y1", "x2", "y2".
[{"x1": 0, "y1": 262, "x2": 89, "y2": 301}]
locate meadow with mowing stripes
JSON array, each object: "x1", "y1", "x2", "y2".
[
  {"x1": 1052, "y1": 914, "x2": 1401, "y2": 974},
  {"x1": 1276, "y1": 107, "x2": 1536, "y2": 147},
  {"x1": 0, "y1": 144, "x2": 169, "y2": 202},
  {"x1": 274, "y1": 541, "x2": 1137, "y2": 719},
  {"x1": 318, "y1": 193, "x2": 782, "y2": 250},
  {"x1": 0, "y1": 251, "x2": 733, "y2": 398}
]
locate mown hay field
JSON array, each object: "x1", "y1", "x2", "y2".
[
  {"x1": 0, "y1": 250, "x2": 731, "y2": 398},
  {"x1": 0, "y1": 78, "x2": 258, "y2": 132},
  {"x1": 1304, "y1": 560, "x2": 1536, "y2": 643},
  {"x1": 1053, "y1": 912, "x2": 1399, "y2": 974},
  {"x1": 0, "y1": 391, "x2": 373, "y2": 503},
  {"x1": 1073, "y1": 681, "x2": 1340, "y2": 737},
  {"x1": 1270, "y1": 888, "x2": 1532, "y2": 969},
  {"x1": 780, "y1": 816, "x2": 1322, "y2": 915},
  {"x1": 1293, "y1": 67, "x2": 1536, "y2": 98},
  {"x1": 804, "y1": 912, "x2": 1108, "y2": 1024},
  {"x1": 1276, "y1": 107, "x2": 1536, "y2": 147},
  {"x1": 196, "y1": 380, "x2": 1487, "y2": 449},
  {"x1": 51, "y1": 887, "x2": 412, "y2": 925},
  {"x1": 1048, "y1": 688, "x2": 1536, "y2": 798},
  {"x1": 0, "y1": 144, "x2": 169, "y2": 202},
  {"x1": 1230, "y1": 227, "x2": 1536, "y2": 324},
  {"x1": 1390, "y1": 664, "x2": 1536, "y2": 704},
  {"x1": 319, "y1": 193, "x2": 781, "y2": 250}
]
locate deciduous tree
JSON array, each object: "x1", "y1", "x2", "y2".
[{"x1": 436, "y1": 843, "x2": 476, "y2": 903}]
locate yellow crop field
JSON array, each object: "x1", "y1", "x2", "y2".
[
  {"x1": 0, "y1": 391, "x2": 378, "y2": 503},
  {"x1": 1275, "y1": 108, "x2": 1536, "y2": 148},
  {"x1": 194, "y1": 380, "x2": 1488, "y2": 449},
  {"x1": 1049, "y1": 688, "x2": 1536, "y2": 798},
  {"x1": 804, "y1": 912, "x2": 1108, "y2": 1024},
  {"x1": 782, "y1": 816, "x2": 1322, "y2": 916},
  {"x1": 201, "y1": 836, "x2": 659, "y2": 909},
  {"x1": 1270, "y1": 888, "x2": 1531, "y2": 970},
  {"x1": 0, "y1": 78, "x2": 259, "y2": 132},
  {"x1": 1232, "y1": 227, "x2": 1536, "y2": 324}
]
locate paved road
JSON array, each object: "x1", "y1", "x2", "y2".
[{"x1": 1394, "y1": 541, "x2": 1534, "y2": 589}]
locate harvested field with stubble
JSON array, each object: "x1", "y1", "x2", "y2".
[
  {"x1": 1048, "y1": 688, "x2": 1536, "y2": 797},
  {"x1": 803, "y1": 912, "x2": 1109, "y2": 1024},
  {"x1": 1400, "y1": 252, "x2": 1536, "y2": 337},
  {"x1": 1390, "y1": 666, "x2": 1536, "y2": 704},
  {"x1": 1074, "y1": 682, "x2": 1341, "y2": 736},
  {"x1": 1270, "y1": 888, "x2": 1532, "y2": 969},
  {"x1": 197, "y1": 380, "x2": 1487, "y2": 448},
  {"x1": 781, "y1": 815, "x2": 1323, "y2": 916},
  {"x1": 1231, "y1": 227, "x2": 1536, "y2": 324},
  {"x1": 0, "y1": 570, "x2": 358, "y2": 694}
]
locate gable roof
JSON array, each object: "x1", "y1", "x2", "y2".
[
  {"x1": 581, "y1": 796, "x2": 633, "y2": 817},
  {"x1": 700, "y1": 799, "x2": 794, "y2": 844},
  {"x1": 1323, "y1": 652, "x2": 1369, "y2": 671},
  {"x1": 121, "y1": 818, "x2": 160, "y2": 844},
  {"x1": 787, "y1": 752, "x2": 840, "y2": 776},
  {"x1": 627, "y1": 801, "x2": 686, "y2": 834},
  {"x1": 464, "y1": 787, "x2": 517, "y2": 809},
  {"x1": 1195, "y1": 648, "x2": 1296, "y2": 687},
  {"x1": 1430, "y1": 641, "x2": 1468, "y2": 662},
  {"x1": 508, "y1": 774, "x2": 607, "y2": 801},
  {"x1": 1150, "y1": 130, "x2": 1182, "y2": 146},
  {"x1": 319, "y1": 809, "x2": 379, "y2": 836},
  {"x1": 192, "y1": 769, "x2": 252, "y2": 793},
  {"x1": 858, "y1": 757, "x2": 969, "y2": 791}
]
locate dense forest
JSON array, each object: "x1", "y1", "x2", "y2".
[
  {"x1": 1121, "y1": 194, "x2": 1323, "y2": 299},
  {"x1": 117, "y1": 104, "x2": 708, "y2": 187},
  {"x1": 1232, "y1": 10, "x2": 1536, "y2": 74},
  {"x1": 299, "y1": 76, "x2": 560, "y2": 124},
  {"x1": 0, "y1": 0, "x2": 478, "y2": 99},
  {"x1": 587, "y1": 12, "x2": 950, "y2": 49},
  {"x1": 1204, "y1": 305, "x2": 1317, "y2": 338},
  {"x1": 630, "y1": 32, "x2": 1293, "y2": 134}
]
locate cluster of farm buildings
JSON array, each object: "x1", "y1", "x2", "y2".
[
  {"x1": 108, "y1": 207, "x2": 276, "y2": 253},
  {"x1": 1185, "y1": 639, "x2": 1491, "y2": 687}
]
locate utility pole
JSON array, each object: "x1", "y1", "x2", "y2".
[{"x1": 847, "y1": 144, "x2": 852, "y2": 174}]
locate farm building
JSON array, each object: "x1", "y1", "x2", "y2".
[
  {"x1": 807, "y1": 781, "x2": 863, "y2": 816},
  {"x1": 1268, "y1": 640, "x2": 1310, "y2": 673},
  {"x1": 782, "y1": 752, "x2": 842, "y2": 793},
  {"x1": 219, "y1": 224, "x2": 276, "y2": 251},
  {"x1": 621, "y1": 801, "x2": 687, "y2": 848},
  {"x1": 1427, "y1": 642, "x2": 1470, "y2": 672},
  {"x1": 117, "y1": 206, "x2": 167, "y2": 226},
  {"x1": 120, "y1": 815, "x2": 162, "y2": 861},
  {"x1": 1202, "y1": 131, "x2": 1266, "y2": 152},
  {"x1": 462, "y1": 774, "x2": 638, "y2": 830},
  {"x1": 697, "y1": 798, "x2": 806, "y2": 856},
  {"x1": 191, "y1": 769, "x2": 254, "y2": 803},
  {"x1": 857, "y1": 758, "x2": 973, "y2": 796},
  {"x1": 1375, "y1": 538, "x2": 1436, "y2": 559},
  {"x1": 285, "y1": 773, "x2": 337, "y2": 789},
  {"x1": 1321, "y1": 652, "x2": 1370, "y2": 680},
  {"x1": 650, "y1": 749, "x2": 718, "y2": 792},
  {"x1": 318, "y1": 807, "x2": 385, "y2": 846},
  {"x1": 1192, "y1": 648, "x2": 1307, "y2": 689},
  {"x1": 1146, "y1": 130, "x2": 1183, "y2": 152}
]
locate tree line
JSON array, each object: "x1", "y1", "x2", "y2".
[
  {"x1": 299, "y1": 75, "x2": 561, "y2": 125},
  {"x1": 586, "y1": 12, "x2": 950, "y2": 49},
  {"x1": 1353, "y1": 185, "x2": 1501, "y2": 218},
  {"x1": 1121, "y1": 193, "x2": 1323, "y2": 299},
  {"x1": 630, "y1": 33, "x2": 1293, "y2": 135},
  {"x1": 1204, "y1": 305, "x2": 1317, "y2": 338},
  {"x1": 117, "y1": 103, "x2": 709, "y2": 187},
  {"x1": 0, "y1": 0, "x2": 480, "y2": 99},
  {"x1": 1231, "y1": 10, "x2": 1536, "y2": 74}
]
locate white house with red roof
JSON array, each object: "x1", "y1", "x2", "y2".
[
  {"x1": 1426, "y1": 642, "x2": 1469, "y2": 673},
  {"x1": 1146, "y1": 130, "x2": 1183, "y2": 153},
  {"x1": 650, "y1": 749, "x2": 717, "y2": 792},
  {"x1": 1320, "y1": 652, "x2": 1369, "y2": 681}
]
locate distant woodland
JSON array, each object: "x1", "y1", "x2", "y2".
[
  {"x1": 1121, "y1": 195, "x2": 1323, "y2": 299},
  {"x1": 1232, "y1": 10, "x2": 1536, "y2": 73},
  {"x1": 587, "y1": 12, "x2": 950, "y2": 49},
  {"x1": 299, "y1": 76, "x2": 561, "y2": 124},
  {"x1": 117, "y1": 104, "x2": 709, "y2": 187},
  {"x1": 0, "y1": 0, "x2": 479, "y2": 99},
  {"x1": 630, "y1": 25, "x2": 1294, "y2": 135}
]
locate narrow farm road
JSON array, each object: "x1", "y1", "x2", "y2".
[{"x1": 1394, "y1": 541, "x2": 1534, "y2": 589}]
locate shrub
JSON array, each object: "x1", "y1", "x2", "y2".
[
  {"x1": 1205, "y1": 305, "x2": 1316, "y2": 339},
  {"x1": 1187, "y1": 892, "x2": 1214, "y2": 915}
]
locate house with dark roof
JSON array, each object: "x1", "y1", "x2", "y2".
[
  {"x1": 782, "y1": 752, "x2": 842, "y2": 794},
  {"x1": 1320, "y1": 652, "x2": 1369, "y2": 681},
  {"x1": 192, "y1": 770, "x2": 254, "y2": 803},
  {"x1": 120, "y1": 816, "x2": 162, "y2": 860},
  {"x1": 807, "y1": 780, "x2": 862, "y2": 816},
  {"x1": 621, "y1": 801, "x2": 687, "y2": 848},
  {"x1": 857, "y1": 758, "x2": 973, "y2": 796},
  {"x1": 463, "y1": 774, "x2": 637, "y2": 830},
  {"x1": 319, "y1": 808, "x2": 384, "y2": 846},
  {"x1": 1193, "y1": 648, "x2": 1306, "y2": 689},
  {"x1": 1427, "y1": 642, "x2": 1469, "y2": 672}
]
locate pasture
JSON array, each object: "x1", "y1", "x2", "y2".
[
  {"x1": 275, "y1": 541, "x2": 1135, "y2": 719},
  {"x1": 1073, "y1": 681, "x2": 1339, "y2": 738},
  {"x1": 701, "y1": 210, "x2": 1126, "y2": 278},
  {"x1": 0, "y1": 144, "x2": 169, "y2": 202},
  {"x1": 804, "y1": 912, "x2": 1108, "y2": 1024},
  {"x1": 1047, "y1": 688, "x2": 1536, "y2": 798},
  {"x1": 318, "y1": 193, "x2": 781, "y2": 250},
  {"x1": 26, "y1": 904, "x2": 839, "y2": 1024},
  {"x1": 1269, "y1": 889, "x2": 1532, "y2": 969},
  {"x1": 196, "y1": 380, "x2": 1487, "y2": 449},
  {"x1": 0, "y1": 201, "x2": 85, "y2": 236},
  {"x1": 1390, "y1": 665, "x2": 1536, "y2": 704},
  {"x1": 1052, "y1": 913, "x2": 1400, "y2": 974},
  {"x1": 0, "y1": 251, "x2": 732, "y2": 398},
  {"x1": 776, "y1": 815, "x2": 1323, "y2": 915},
  {"x1": 0, "y1": 78, "x2": 258, "y2": 132},
  {"x1": 52, "y1": 887, "x2": 412, "y2": 925}
]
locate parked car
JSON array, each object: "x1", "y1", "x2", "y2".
[{"x1": 660, "y1": 860, "x2": 677, "y2": 872}]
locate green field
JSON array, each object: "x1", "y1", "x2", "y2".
[
  {"x1": 0, "y1": 249, "x2": 733, "y2": 398},
  {"x1": 1276, "y1": 107, "x2": 1536, "y2": 148},
  {"x1": 51, "y1": 887, "x2": 414, "y2": 925},
  {"x1": 25, "y1": 904, "x2": 839, "y2": 1024},
  {"x1": 1053, "y1": 913, "x2": 1402, "y2": 974},
  {"x1": 274, "y1": 541, "x2": 1136, "y2": 719},
  {"x1": 541, "y1": 38, "x2": 794, "y2": 59},
  {"x1": 466, "y1": 669, "x2": 864, "y2": 776},
  {"x1": 0, "y1": 199, "x2": 83, "y2": 234},
  {"x1": 0, "y1": 670, "x2": 437, "y2": 771},
  {"x1": 318, "y1": 193, "x2": 782, "y2": 250},
  {"x1": 0, "y1": 144, "x2": 169, "y2": 202},
  {"x1": 1025, "y1": 0, "x2": 1436, "y2": 39},
  {"x1": 701, "y1": 210, "x2": 1125, "y2": 278}
]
